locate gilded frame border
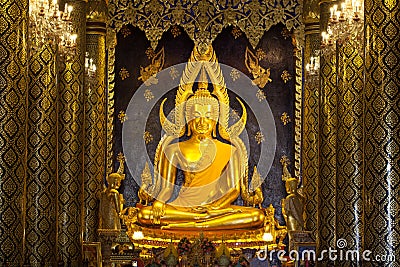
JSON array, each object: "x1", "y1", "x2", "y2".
[{"x1": 83, "y1": 242, "x2": 103, "y2": 267}]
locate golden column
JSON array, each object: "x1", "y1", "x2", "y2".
[
  {"x1": 364, "y1": 0, "x2": 400, "y2": 265},
  {"x1": 302, "y1": 0, "x2": 320, "y2": 238},
  {"x1": 0, "y1": 0, "x2": 28, "y2": 264},
  {"x1": 57, "y1": 0, "x2": 86, "y2": 264},
  {"x1": 84, "y1": 0, "x2": 107, "y2": 242},
  {"x1": 335, "y1": 41, "x2": 364, "y2": 267},
  {"x1": 25, "y1": 45, "x2": 58, "y2": 266},
  {"x1": 318, "y1": 0, "x2": 338, "y2": 259}
]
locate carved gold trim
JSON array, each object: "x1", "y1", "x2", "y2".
[
  {"x1": 293, "y1": 39, "x2": 303, "y2": 180},
  {"x1": 108, "y1": 0, "x2": 302, "y2": 49},
  {"x1": 106, "y1": 29, "x2": 117, "y2": 174}
]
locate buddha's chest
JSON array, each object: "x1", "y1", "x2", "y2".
[{"x1": 177, "y1": 142, "x2": 217, "y2": 166}]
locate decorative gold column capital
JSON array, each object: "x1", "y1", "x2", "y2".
[
  {"x1": 86, "y1": 21, "x2": 107, "y2": 35},
  {"x1": 86, "y1": 0, "x2": 107, "y2": 35},
  {"x1": 319, "y1": 0, "x2": 338, "y2": 4},
  {"x1": 304, "y1": 0, "x2": 320, "y2": 26}
]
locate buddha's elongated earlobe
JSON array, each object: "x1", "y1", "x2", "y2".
[
  {"x1": 187, "y1": 124, "x2": 192, "y2": 136},
  {"x1": 212, "y1": 124, "x2": 217, "y2": 138}
]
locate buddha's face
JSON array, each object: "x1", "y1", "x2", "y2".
[
  {"x1": 108, "y1": 173, "x2": 122, "y2": 189},
  {"x1": 286, "y1": 179, "x2": 298, "y2": 194},
  {"x1": 188, "y1": 104, "x2": 217, "y2": 136}
]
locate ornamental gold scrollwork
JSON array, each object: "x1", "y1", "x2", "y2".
[{"x1": 108, "y1": 0, "x2": 302, "y2": 50}]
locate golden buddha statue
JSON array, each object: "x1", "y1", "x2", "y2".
[
  {"x1": 282, "y1": 177, "x2": 305, "y2": 231},
  {"x1": 99, "y1": 153, "x2": 126, "y2": 229},
  {"x1": 136, "y1": 45, "x2": 265, "y2": 230},
  {"x1": 280, "y1": 156, "x2": 305, "y2": 231},
  {"x1": 264, "y1": 204, "x2": 287, "y2": 246}
]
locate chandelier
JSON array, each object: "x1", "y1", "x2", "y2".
[
  {"x1": 321, "y1": 0, "x2": 364, "y2": 55},
  {"x1": 29, "y1": 0, "x2": 77, "y2": 57}
]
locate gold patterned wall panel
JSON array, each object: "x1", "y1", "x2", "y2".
[
  {"x1": 336, "y1": 42, "x2": 363, "y2": 267},
  {"x1": 0, "y1": 0, "x2": 28, "y2": 264},
  {"x1": 84, "y1": 31, "x2": 106, "y2": 242},
  {"x1": 318, "y1": 50, "x2": 337, "y2": 259},
  {"x1": 317, "y1": 2, "x2": 337, "y2": 260},
  {"x1": 364, "y1": 0, "x2": 400, "y2": 266},
  {"x1": 57, "y1": 0, "x2": 86, "y2": 264},
  {"x1": 302, "y1": 0, "x2": 320, "y2": 238},
  {"x1": 302, "y1": 33, "x2": 320, "y2": 238},
  {"x1": 26, "y1": 45, "x2": 58, "y2": 266}
]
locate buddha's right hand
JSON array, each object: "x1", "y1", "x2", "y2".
[{"x1": 151, "y1": 200, "x2": 165, "y2": 225}]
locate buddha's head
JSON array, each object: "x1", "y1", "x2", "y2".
[
  {"x1": 107, "y1": 172, "x2": 125, "y2": 190},
  {"x1": 285, "y1": 177, "x2": 299, "y2": 194},
  {"x1": 185, "y1": 86, "x2": 219, "y2": 138}
]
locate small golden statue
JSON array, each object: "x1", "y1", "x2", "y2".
[
  {"x1": 99, "y1": 153, "x2": 126, "y2": 229},
  {"x1": 264, "y1": 204, "x2": 287, "y2": 246},
  {"x1": 242, "y1": 166, "x2": 264, "y2": 208},
  {"x1": 281, "y1": 156, "x2": 305, "y2": 231},
  {"x1": 136, "y1": 45, "x2": 265, "y2": 230}
]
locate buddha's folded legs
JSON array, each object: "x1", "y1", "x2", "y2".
[
  {"x1": 160, "y1": 207, "x2": 265, "y2": 230},
  {"x1": 137, "y1": 205, "x2": 214, "y2": 226}
]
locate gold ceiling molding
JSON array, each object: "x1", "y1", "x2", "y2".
[{"x1": 107, "y1": 0, "x2": 303, "y2": 49}]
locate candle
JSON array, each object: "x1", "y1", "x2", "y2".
[{"x1": 71, "y1": 34, "x2": 77, "y2": 41}]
